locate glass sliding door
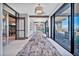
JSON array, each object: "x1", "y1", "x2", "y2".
[
  {"x1": 54, "y1": 4, "x2": 71, "y2": 52},
  {"x1": 9, "y1": 15, "x2": 16, "y2": 41},
  {"x1": 2, "y1": 3, "x2": 19, "y2": 45},
  {"x1": 3, "y1": 11, "x2": 8, "y2": 46},
  {"x1": 51, "y1": 3, "x2": 79, "y2": 56},
  {"x1": 74, "y1": 3, "x2": 79, "y2": 56},
  {"x1": 50, "y1": 3, "x2": 79, "y2": 56},
  {"x1": 0, "y1": 3, "x2": 19, "y2": 56},
  {"x1": 3, "y1": 10, "x2": 17, "y2": 46},
  {"x1": 55, "y1": 16, "x2": 70, "y2": 50},
  {"x1": 0, "y1": 3, "x2": 3, "y2": 56}
]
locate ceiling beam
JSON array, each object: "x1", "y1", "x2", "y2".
[{"x1": 29, "y1": 15, "x2": 49, "y2": 18}]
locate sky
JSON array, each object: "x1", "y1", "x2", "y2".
[
  {"x1": 62, "y1": 18, "x2": 68, "y2": 29},
  {"x1": 74, "y1": 16, "x2": 79, "y2": 26},
  {"x1": 62, "y1": 16, "x2": 79, "y2": 30}
]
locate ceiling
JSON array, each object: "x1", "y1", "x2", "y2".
[{"x1": 7, "y1": 3, "x2": 62, "y2": 16}]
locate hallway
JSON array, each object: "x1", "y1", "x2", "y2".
[
  {"x1": 0, "y1": 3, "x2": 79, "y2": 56},
  {"x1": 3, "y1": 31, "x2": 72, "y2": 56}
]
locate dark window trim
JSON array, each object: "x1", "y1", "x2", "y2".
[
  {"x1": 53, "y1": 14, "x2": 55, "y2": 40},
  {"x1": 45, "y1": 22, "x2": 46, "y2": 34},
  {"x1": 50, "y1": 16, "x2": 52, "y2": 38},
  {"x1": 71, "y1": 3, "x2": 74, "y2": 54},
  {"x1": 55, "y1": 15, "x2": 71, "y2": 17},
  {"x1": 3, "y1": 3, "x2": 19, "y2": 14},
  {"x1": 45, "y1": 20, "x2": 49, "y2": 37},
  {"x1": 3, "y1": 9, "x2": 17, "y2": 18}
]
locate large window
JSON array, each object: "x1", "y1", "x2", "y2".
[
  {"x1": 55, "y1": 4, "x2": 71, "y2": 52},
  {"x1": 51, "y1": 3, "x2": 74, "y2": 55},
  {"x1": 0, "y1": 3, "x2": 3, "y2": 55},
  {"x1": 74, "y1": 4, "x2": 79, "y2": 56},
  {"x1": 55, "y1": 16, "x2": 70, "y2": 51},
  {"x1": 51, "y1": 3, "x2": 79, "y2": 56}
]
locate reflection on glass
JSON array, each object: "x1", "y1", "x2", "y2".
[
  {"x1": 74, "y1": 4, "x2": 79, "y2": 56},
  {"x1": 74, "y1": 16, "x2": 79, "y2": 55},
  {"x1": 45, "y1": 21, "x2": 49, "y2": 37},
  {"x1": 3, "y1": 14, "x2": 7, "y2": 46},
  {"x1": 55, "y1": 4, "x2": 71, "y2": 51},
  {"x1": 55, "y1": 16, "x2": 70, "y2": 51}
]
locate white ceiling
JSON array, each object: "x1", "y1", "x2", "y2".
[{"x1": 7, "y1": 3, "x2": 62, "y2": 15}]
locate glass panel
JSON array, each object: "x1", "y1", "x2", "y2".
[
  {"x1": 74, "y1": 3, "x2": 79, "y2": 56},
  {"x1": 55, "y1": 4, "x2": 71, "y2": 51},
  {"x1": 45, "y1": 21, "x2": 49, "y2": 37},
  {"x1": 3, "y1": 7, "x2": 17, "y2": 46},
  {"x1": 0, "y1": 3, "x2": 3, "y2": 55},
  {"x1": 19, "y1": 31, "x2": 24, "y2": 37},
  {"x1": 3, "y1": 14, "x2": 7, "y2": 46},
  {"x1": 51, "y1": 17, "x2": 54, "y2": 39},
  {"x1": 18, "y1": 20, "x2": 24, "y2": 30},
  {"x1": 2, "y1": 10, "x2": 9, "y2": 47},
  {"x1": 9, "y1": 16, "x2": 16, "y2": 41}
]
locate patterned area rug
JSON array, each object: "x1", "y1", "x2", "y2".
[{"x1": 17, "y1": 32, "x2": 61, "y2": 56}]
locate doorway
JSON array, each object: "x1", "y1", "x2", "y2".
[
  {"x1": 3, "y1": 11, "x2": 17, "y2": 46},
  {"x1": 8, "y1": 14, "x2": 16, "y2": 41},
  {"x1": 17, "y1": 17, "x2": 25, "y2": 39}
]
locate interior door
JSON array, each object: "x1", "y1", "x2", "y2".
[{"x1": 17, "y1": 17, "x2": 25, "y2": 39}]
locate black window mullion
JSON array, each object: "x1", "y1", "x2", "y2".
[
  {"x1": 45, "y1": 22, "x2": 46, "y2": 34},
  {"x1": 53, "y1": 14, "x2": 55, "y2": 40},
  {"x1": 24, "y1": 18, "x2": 25, "y2": 39},
  {"x1": 71, "y1": 3, "x2": 74, "y2": 54},
  {"x1": 50, "y1": 16, "x2": 52, "y2": 38}
]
